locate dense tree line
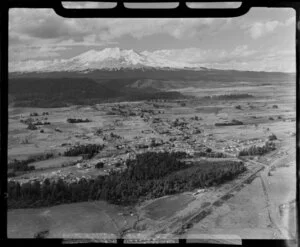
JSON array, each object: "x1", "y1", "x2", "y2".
[
  {"x1": 8, "y1": 153, "x2": 54, "y2": 176},
  {"x1": 8, "y1": 160, "x2": 35, "y2": 176},
  {"x1": 8, "y1": 152, "x2": 246, "y2": 209},
  {"x1": 215, "y1": 119, "x2": 243, "y2": 126},
  {"x1": 64, "y1": 144, "x2": 105, "y2": 158},
  {"x1": 238, "y1": 141, "x2": 276, "y2": 156},
  {"x1": 203, "y1": 93, "x2": 253, "y2": 100},
  {"x1": 194, "y1": 151, "x2": 226, "y2": 158},
  {"x1": 121, "y1": 91, "x2": 186, "y2": 102},
  {"x1": 33, "y1": 121, "x2": 51, "y2": 126},
  {"x1": 67, "y1": 118, "x2": 91, "y2": 123},
  {"x1": 124, "y1": 152, "x2": 187, "y2": 181}
]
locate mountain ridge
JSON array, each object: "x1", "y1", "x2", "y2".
[{"x1": 10, "y1": 47, "x2": 208, "y2": 73}]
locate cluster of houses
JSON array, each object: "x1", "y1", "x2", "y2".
[
  {"x1": 8, "y1": 170, "x2": 92, "y2": 185},
  {"x1": 223, "y1": 138, "x2": 266, "y2": 154}
]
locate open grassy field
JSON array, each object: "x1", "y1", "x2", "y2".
[{"x1": 8, "y1": 200, "x2": 137, "y2": 238}]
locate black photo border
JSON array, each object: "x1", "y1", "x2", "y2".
[{"x1": 0, "y1": 1, "x2": 299, "y2": 246}]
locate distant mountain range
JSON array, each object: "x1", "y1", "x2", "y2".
[
  {"x1": 8, "y1": 47, "x2": 295, "y2": 108},
  {"x1": 10, "y1": 47, "x2": 208, "y2": 73}
]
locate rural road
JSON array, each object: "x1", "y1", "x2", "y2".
[{"x1": 247, "y1": 159, "x2": 295, "y2": 239}]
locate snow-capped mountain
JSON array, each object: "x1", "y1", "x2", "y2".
[{"x1": 10, "y1": 47, "x2": 206, "y2": 73}]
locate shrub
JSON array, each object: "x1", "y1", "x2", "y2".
[
  {"x1": 95, "y1": 162, "x2": 104, "y2": 169},
  {"x1": 95, "y1": 128, "x2": 102, "y2": 135},
  {"x1": 34, "y1": 230, "x2": 49, "y2": 239},
  {"x1": 20, "y1": 138, "x2": 30, "y2": 144},
  {"x1": 27, "y1": 123, "x2": 37, "y2": 130},
  {"x1": 268, "y1": 133, "x2": 277, "y2": 141},
  {"x1": 114, "y1": 162, "x2": 122, "y2": 168}
]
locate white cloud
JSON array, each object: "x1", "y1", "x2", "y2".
[
  {"x1": 8, "y1": 9, "x2": 295, "y2": 72},
  {"x1": 246, "y1": 16, "x2": 294, "y2": 39},
  {"x1": 143, "y1": 45, "x2": 257, "y2": 65},
  {"x1": 147, "y1": 45, "x2": 294, "y2": 72},
  {"x1": 9, "y1": 46, "x2": 70, "y2": 62},
  {"x1": 9, "y1": 9, "x2": 225, "y2": 65},
  {"x1": 9, "y1": 9, "x2": 222, "y2": 46},
  {"x1": 248, "y1": 21, "x2": 280, "y2": 39},
  {"x1": 91, "y1": 18, "x2": 218, "y2": 41},
  {"x1": 285, "y1": 16, "x2": 295, "y2": 26}
]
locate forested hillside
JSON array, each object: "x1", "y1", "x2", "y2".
[{"x1": 9, "y1": 77, "x2": 185, "y2": 107}]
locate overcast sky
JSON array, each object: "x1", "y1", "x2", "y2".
[{"x1": 9, "y1": 3, "x2": 296, "y2": 72}]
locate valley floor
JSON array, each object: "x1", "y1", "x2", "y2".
[{"x1": 7, "y1": 79, "x2": 296, "y2": 242}]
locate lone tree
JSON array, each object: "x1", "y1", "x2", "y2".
[{"x1": 34, "y1": 230, "x2": 49, "y2": 239}]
